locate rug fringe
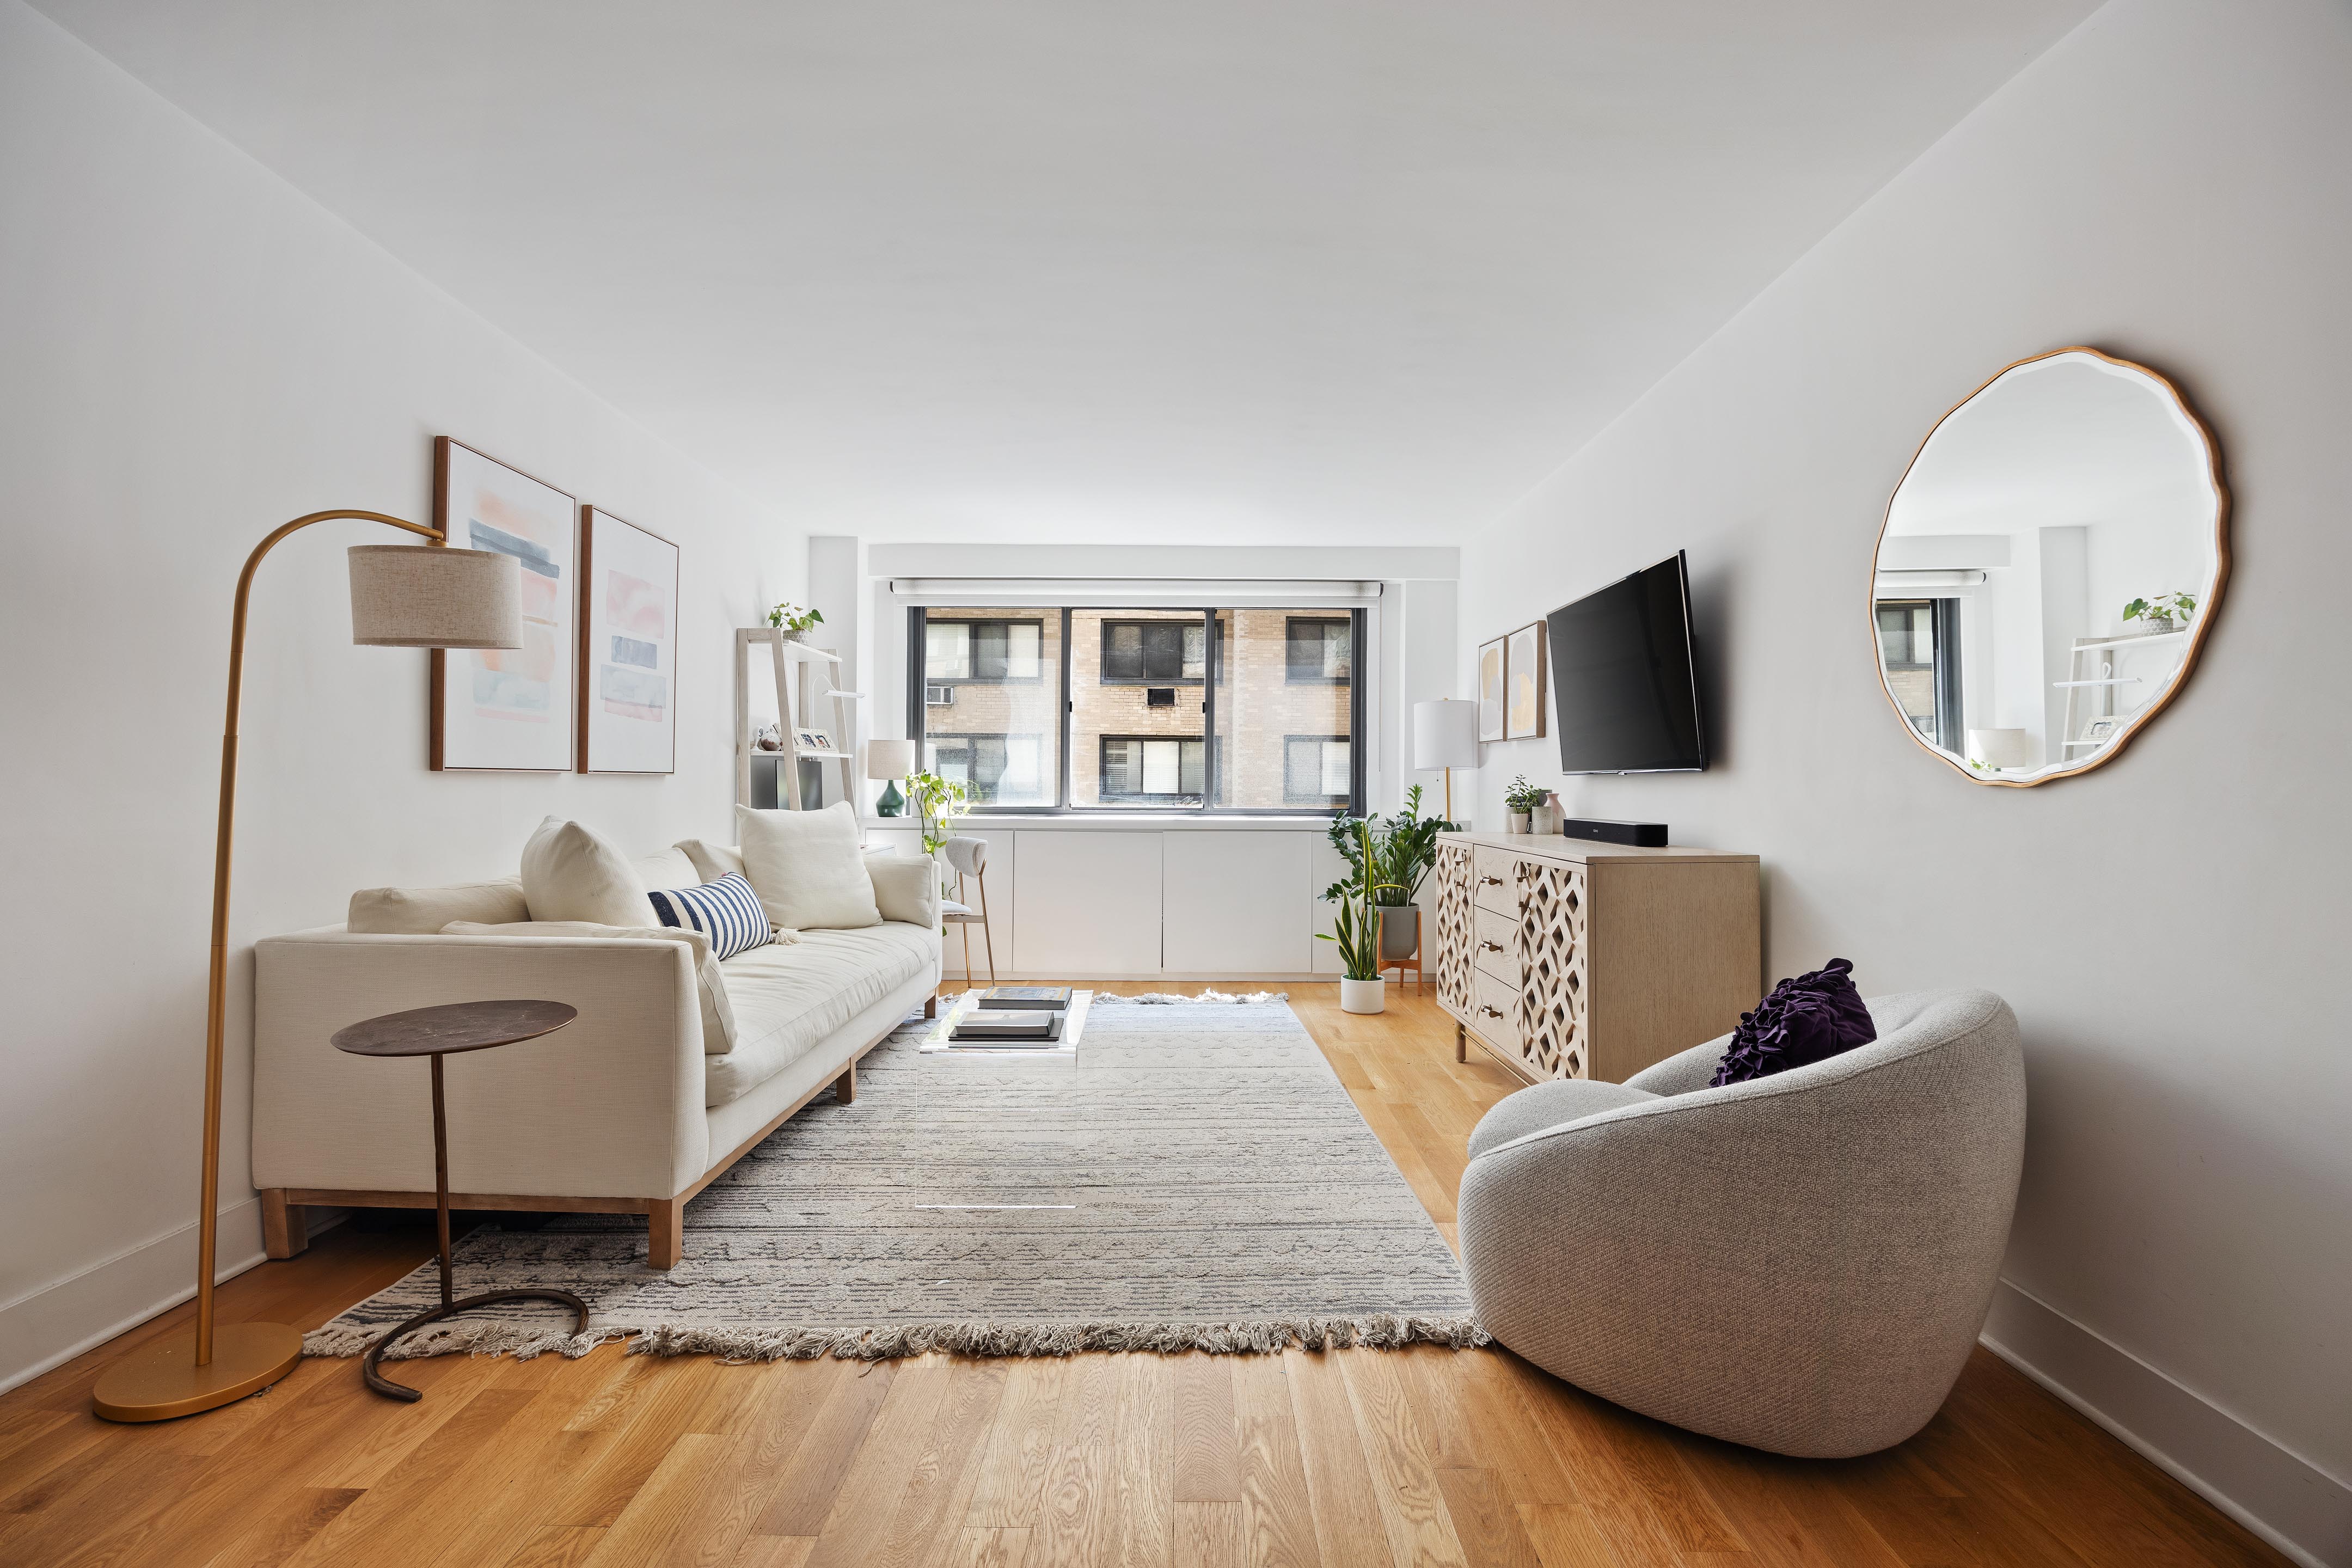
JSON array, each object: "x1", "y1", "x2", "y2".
[
  {"x1": 1092, "y1": 990, "x2": 1288, "y2": 1005},
  {"x1": 304, "y1": 1313, "x2": 1487, "y2": 1363}
]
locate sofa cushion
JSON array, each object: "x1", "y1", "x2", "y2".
[
  {"x1": 348, "y1": 878, "x2": 528, "y2": 934},
  {"x1": 736, "y1": 803, "x2": 881, "y2": 933},
  {"x1": 522, "y1": 817, "x2": 659, "y2": 927},
  {"x1": 705, "y1": 922, "x2": 938, "y2": 1106},
  {"x1": 443, "y1": 920, "x2": 738, "y2": 1054},
  {"x1": 676, "y1": 839, "x2": 746, "y2": 883},
  {"x1": 648, "y1": 873, "x2": 773, "y2": 959},
  {"x1": 634, "y1": 848, "x2": 701, "y2": 893},
  {"x1": 866, "y1": 852, "x2": 942, "y2": 929}
]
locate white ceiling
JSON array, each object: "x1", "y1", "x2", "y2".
[{"x1": 37, "y1": 1, "x2": 2098, "y2": 544}]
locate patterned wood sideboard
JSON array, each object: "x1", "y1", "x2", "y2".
[{"x1": 1433, "y1": 832, "x2": 1760, "y2": 1086}]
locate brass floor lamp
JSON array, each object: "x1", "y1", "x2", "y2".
[{"x1": 91, "y1": 511, "x2": 522, "y2": 1423}]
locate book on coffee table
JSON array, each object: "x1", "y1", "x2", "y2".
[
  {"x1": 976, "y1": 986, "x2": 1073, "y2": 1009},
  {"x1": 954, "y1": 1006, "x2": 1068, "y2": 1044}
]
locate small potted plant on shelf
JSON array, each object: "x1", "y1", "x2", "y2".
[
  {"x1": 2122, "y1": 591, "x2": 2195, "y2": 635},
  {"x1": 1504, "y1": 775, "x2": 1545, "y2": 834},
  {"x1": 768, "y1": 602, "x2": 824, "y2": 642},
  {"x1": 1320, "y1": 818, "x2": 1403, "y2": 1014}
]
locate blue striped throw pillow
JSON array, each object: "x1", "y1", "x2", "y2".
[{"x1": 646, "y1": 873, "x2": 771, "y2": 959}]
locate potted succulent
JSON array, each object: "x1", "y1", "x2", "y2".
[
  {"x1": 2122, "y1": 591, "x2": 2195, "y2": 635},
  {"x1": 768, "y1": 602, "x2": 824, "y2": 642},
  {"x1": 1320, "y1": 818, "x2": 1402, "y2": 1013},
  {"x1": 1503, "y1": 775, "x2": 1545, "y2": 834},
  {"x1": 1323, "y1": 786, "x2": 1456, "y2": 966}
]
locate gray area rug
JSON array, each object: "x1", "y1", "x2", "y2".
[{"x1": 305, "y1": 995, "x2": 1484, "y2": 1361}]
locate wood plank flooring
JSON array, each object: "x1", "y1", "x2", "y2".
[{"x1": 1, "y1": 982, "x2": 2288, "y2": 1567}]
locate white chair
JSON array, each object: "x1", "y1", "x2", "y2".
[{"x1": 939, "y1": 835, "x2": 995, "y2": 986}]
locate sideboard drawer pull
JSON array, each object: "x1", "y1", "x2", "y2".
[
  {"x1": 1479, "y1": 875, "x2": 1504, "y2": 887},
  {"x1": 1480, "y1": 1005, "x2": 1504, "y2": 1020},
  {"x1": 1480, "y1": 940, "x2": 1505, "y2": 953}
]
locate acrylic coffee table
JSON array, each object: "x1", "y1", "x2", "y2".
[
  {"x1": 914, "y1": 989, "x2": 1093, "y2": 1060},
  {"x1": 329, "y1": 999, "x2": 591, "y2": 1401}
]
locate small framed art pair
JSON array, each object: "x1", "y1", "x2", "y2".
[
  {"x1": 1476, "y1": 621, "x2": 1547, "y2": 742},
  {"x1": 428, "y1": 438, "x2": 679, "y2": 774}
]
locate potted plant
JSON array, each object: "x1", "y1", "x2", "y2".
[
  {"x1": 1322, "y1": 786, "x2": 1457, "y2": 972},
  {"x1": 2122, "y1": 591, "x2": 2195, "y2": 635},
  {"x1": 1503, "y1": 775, "x2": 1545, "y2": 834},
  {"x1": 768, "y1": 602, "x2": 824, "y2": 642},
  {"x1": 1319, "y1": 818, "x2": 1402, "y2": 1013},
  {"x1": 904, "y1": 770, "x2": 971, "y2": 878}
]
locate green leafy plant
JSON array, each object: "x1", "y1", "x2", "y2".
[
  {"x1": 1503, "y1": 775, "x2": 1547, "y2": 813},
  {"x1": 2123, "y1": 591, "x2": 2195, "y2": 629},
  {"x1": 767, "y1": 602, "x2": 825, "y2": 633},
  {"x1": 903, "y1": 768, "x2": 969, "y2": 857},
  {"x1": 1316, "y1": 818, "x2": 1403, "y2": 980},
  {"x1": 1321, "y1": 785, "x2": 1457, "y2": 910}
]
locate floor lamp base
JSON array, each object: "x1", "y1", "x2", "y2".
[{"x1": 92, "y1": 1320, "x2": 304, "y2": 1423}]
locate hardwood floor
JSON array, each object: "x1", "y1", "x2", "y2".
[{"x1": 1, "y1": 982, "x2": 2287, "y2": 1567}]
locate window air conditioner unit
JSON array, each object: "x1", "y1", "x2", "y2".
[{"x1": 926, "y1": 683, "x2": 954, "y2": 707}]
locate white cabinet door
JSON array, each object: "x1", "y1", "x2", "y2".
[
  {"x1": 1012, "y1": 831, "x2": 1162, "y2": 976},
  {"x1": 1163, "y1": 831, "x2": 1314, "y2": 976},
  {"x1": 1309, "y1": 832, "x2": 1351, "y2": 975}
]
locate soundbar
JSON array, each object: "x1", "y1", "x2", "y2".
[{"x1": 1558, "y1": 817, "x2": 1669, "y2": 848}]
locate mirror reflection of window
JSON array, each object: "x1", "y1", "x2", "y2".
[{"x1": 1872, "y1": 350, "x2": 2224, "y2": 783}]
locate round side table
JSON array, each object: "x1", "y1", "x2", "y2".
[{"x1": 330, "y1": 999, "x2": 590, "y2": 1402}]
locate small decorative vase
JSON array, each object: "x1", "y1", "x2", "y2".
[
  {"x1": 2140, "y1": 616, "x2": 2175, "y2": 636},
  {"x1": 1531, "y1": 798, "x2": 1561, "y2": 835},
  {"x1": 1339, "y1": 976, "x2": 1386, "y2": 1015},
  {"x1": 780, "y1": 627, "x2": 808, "y2": 644},
  {"x1": 875, "y1": 777, "x2": 905, "y2": 817},
  {"x1": 1508, "y1": 811, "x2": 1531, "y2": 834},
  {"x1": 1377, "y1": 905, "x2": 1419, "y2": 964}
]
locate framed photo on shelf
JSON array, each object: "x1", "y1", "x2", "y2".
[
  {"x1": 2081, "y1": 716, "x2": 2123, "y2": 745},
  {"x1": 1477, "y1": 636, "x2": 1506, "y2": 742},
  {"x1": 431, "y1": 438, "x2": 576, "y2": 771},
  {"x1": 1505, "y1": 620, "x2": 1547, "y2": 739},
  {"x1": 794, "y1": 728, "x2": 833, "y2": 752},
  {"x1": 578, "y1": 505, "x2": 678, "y2": 774}
]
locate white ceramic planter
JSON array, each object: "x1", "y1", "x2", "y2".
[
  {"x1": 1339, "y1": 977, "x2": 1386, "y2": 1015},
  {"x1": 1531, "y1": 801, "x2": 1561, "y2": 835},
  {"x1": 1508, "y1": 811, "x2": 1532, "y2": 834}
]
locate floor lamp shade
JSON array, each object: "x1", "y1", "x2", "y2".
[
  {"x1": 1413, "y1": 699, "x2": 1479, "y2": 771},
  {"x1": 348, "y1": 545, "x2": 524, "y2": 648},
  {"x1": 866, "y1": 738, "x2": 917, "y2": 779}
]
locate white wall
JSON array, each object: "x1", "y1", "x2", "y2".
[
  {"x1": 0, "y1": 2, "x2": 801, "y2": 1391},
  {"x1": 1457, "y1": 1, "x2": 2351, "y2": 1558}
]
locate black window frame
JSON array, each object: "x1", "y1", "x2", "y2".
[
  {"x1": 1874, "y1": 597, "x2": 1964, "y2": 751},
  {"x1": 922, "y1": 730, "x2": 1047, "y2": 807},
  {"x1": 1283, "y1": 616, "x2": 1352, "y2": 684},
  {"x1": 921, "y1": 616, "x2": 1047, "y2": 685},
  {"x1": 1097, "y1": 734, "x2": 1208, "y2": 805},
  {"x1": 1098, "y1": 617, "x2": 1209, "y2": 685},
  {"x1": 908, "y1": 605, "x2": 1364, "y2": 818}
]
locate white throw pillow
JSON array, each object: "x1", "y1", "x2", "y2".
[
  {"x1": 442, "y1": 920, "x2": 738, "y2": 1055},
  {"x1": 736, "y1": 802, "x2": 881, "y2": 932},
  {"x1": 866, "y1": 850, "x2": 943, "y2": 929},
  {"x1": 519, "y1": 816, "x2": 658, "y2": 927},
  {"x1": 675, "y1": 838, "x2": 748, "y2": 884}
]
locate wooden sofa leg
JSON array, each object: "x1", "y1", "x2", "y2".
[
  {"x1": 923, "y1": 994, "x2": 938, "y2": 1020},
  {"x1": 834, "y1": 1061, "x2": 856, "y2": 1104},
  {"x1": 260, "y1": 1189, "x2": 308, "y2": 1259},
  {"x1": 648, "y1": 1199, "x2": 684, "y2": 1270}
]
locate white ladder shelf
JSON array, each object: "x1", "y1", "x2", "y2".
[{"x1": 734, "y1": 628, "x2": 862, "y2": 811}]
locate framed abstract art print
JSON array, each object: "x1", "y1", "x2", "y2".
[
  {"x1": 431, "y1": 438, "x2": 576, "y2": 770},
  {"x1": 578, "y1": 506, "x2": 679, "y2": 773}
]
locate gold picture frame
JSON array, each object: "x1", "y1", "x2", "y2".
[
  {"x1": 1505, "y1": 621, "x2": 1547, "y2": 739},
  {"x1": 1477, "y1": 638, "x2": 1506, "y2": 742}
]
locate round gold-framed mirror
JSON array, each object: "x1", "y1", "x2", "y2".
[{"x1": 1871, "y1": 347, "x2": 2228, "y2": 786}]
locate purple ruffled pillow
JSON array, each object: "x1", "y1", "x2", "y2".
[{"x1": 1710, "y1": 958, "x2": 1877, "y2": 1087}]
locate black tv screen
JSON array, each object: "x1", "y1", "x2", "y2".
[{"x1": 1545, "y1": 553, "x2": 1706, "y2": 773}]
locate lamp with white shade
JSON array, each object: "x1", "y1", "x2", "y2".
[
  {"x1": 867, "y1": 737, "x2": 917, "y2": 817},
  {"x1": 1412, "y1": 698, "x2": 1479, "y2": 823},
  {"x1": 91, "y1": 513, "x2": 522, "y2": 1426}
]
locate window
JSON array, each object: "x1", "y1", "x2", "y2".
[
  {"x1": 1284, "y1": 617, "x2": 1351, "y2": 682},
  {"x1": 925, "y1": 733, "x2": 1044, "y2": 805},
  {"x1": 910, "y1": 604, "x2": 1361, "y2": 814},
  {"x1": 1101, "y1": 620, "x2": 1205, "y2": 683},
  {"x1": 1100, "y1": 737, "x2": 1206, "y2": 804},
  {"x1": 1875, "y1": 598, "x2": 1962, "y2": 750},
  {"x1": 926, "y1": 618, "x2": 1043, "y2": 683},
  {"x1": 1283, "y1": 737, "x2": 1351, "y2": 806}
]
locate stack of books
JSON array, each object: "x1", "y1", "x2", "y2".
[{"x1": 951, "y1": 986, "x2": 1074, "y2": 1046}]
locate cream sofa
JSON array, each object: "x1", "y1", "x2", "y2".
[{"x1": 251, "y1": 846, "x2": 940, "y2": 1268}]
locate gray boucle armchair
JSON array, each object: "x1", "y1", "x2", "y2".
[{"x1": 1457, "y1": 989, "x2": 2025, "y2": 1457}]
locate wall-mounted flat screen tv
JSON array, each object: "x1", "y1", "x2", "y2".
[{"x1": 1545, "y1": 552, "x2": 1706, "y2": 773}]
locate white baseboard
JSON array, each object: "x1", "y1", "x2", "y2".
[
  {"x1": 1981, "y1": 1279, "x2": 2351, "y2": 1568},
  {"x1": 0, "y1": 1198, "x2": 271, "y2": 1396},
  {"x1": 942, "y1": 972, "x2": 1332, "y2": 984}
]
